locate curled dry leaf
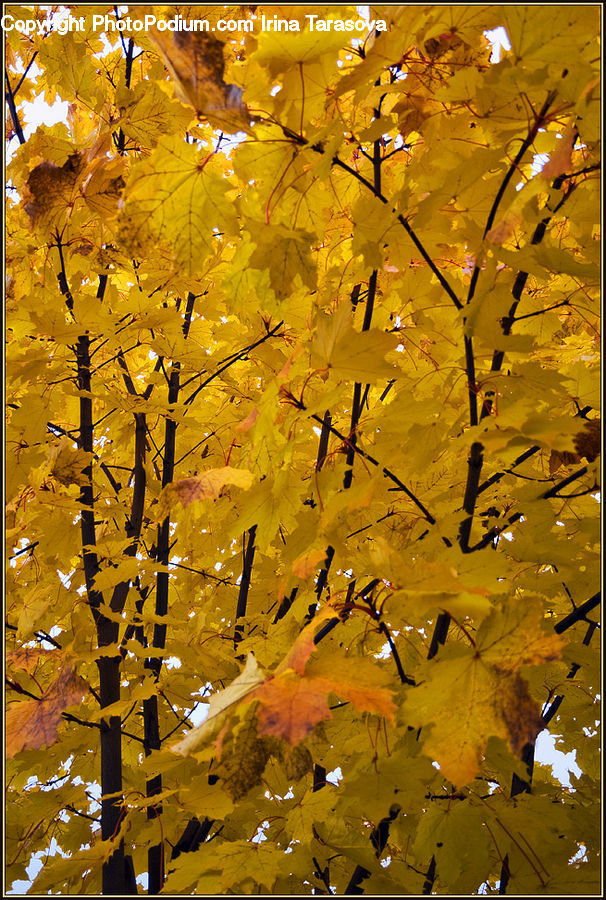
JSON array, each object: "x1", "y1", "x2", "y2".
[{"x1": 171, "y1": 653, "x2": 264, "y2": 756}]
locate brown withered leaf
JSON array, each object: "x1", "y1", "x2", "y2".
[
  {"x1": 24, "y1": 152, "x2": 83, "y2": 226},
  {"x1": 497, "y1": 672, "x2": 543, "y2": 758},
  {"x1": 214, "y1": 714, "x2": 272, "y2": 801},
  {"x1": 573, "y1": 418, "x2": 601, "y2": 462},
  {"x1": 6, "y1": 667, "x2": 87, "y2": 758},
  {"x1": 549, "y1": 448, "x2": 580, "y2": 475},
  {"x1": 550, "y1": 418, "x2": 600, "y2": 473},
  {"x1": 150, "y1": 30, "x2": 251, "y2": 133}
]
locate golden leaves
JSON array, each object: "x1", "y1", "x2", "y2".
[
  {"x1": 6, "y1": 667, "x2": 87, "y2": 758},
  {"x1": 311, "y1": 302, "x2": 399, "y2": 382},
  {"x1": 248, "y1": 224, "x2": 318, "y2": 298},
  {"x1": 115, "y1": 80, "x2": 191, "y2": 150},
  {"x1": 251, "y1": 21, "x2": 346, "y2": 77},
  {"x1": 118, "y1": 135, "x2": 239, "y2": 275}
]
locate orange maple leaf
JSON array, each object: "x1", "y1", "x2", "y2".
[
  {"x1": 253, "y1": 670, "x2": 395, "y2": 746},
  {"x1": 6, "y1": 667, "x2": 87, "y2": 758},
  {"x1": 253, "y1": 672, "x2": 333, "y2": 745}
]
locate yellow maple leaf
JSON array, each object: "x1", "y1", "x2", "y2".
[
  {"x1": 46, "y1": 436, "x2": 92, "y2": 487},
  {"x1": 405, "y1": 599, "x2": 564, "y2": 786}
]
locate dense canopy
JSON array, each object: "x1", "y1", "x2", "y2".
[{"x1": 5, "y1": 4, "x2": 601, "y2": 895}]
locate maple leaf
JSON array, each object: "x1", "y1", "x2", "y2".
[
  {"x1": 6, "y1": 667, "x2": 87, "y2": 758},
  {"x1": 312, "y1": 302, "x2": 400, "y2": 382},
  {"x1": 157, "y1": 466, "x2": 255, "y2": 517},
  {"x1": 149, "y1": 29, "x2": 251, "y2": 133},
  {"x1": 45, "y1": 436, "x2": 93, "y2": 488},
  {"x1": 252, "y1": 672, "x2": 333, "y2": 745},
  {"x1": 276, "y1": 605, "x2": 336, "y2": 675},
  {"x1": 541, "y1": 123, "x2": 576, "y2": 181},
  {"x1": 253, "y1": 670, "x2": 395, "y2": 746},
  {"x1": 291, "y1": 546, "x2": 327, "y2": 579},
  {"x1": 119, "y1": 134, "x2": 239, "y2": 275},
  {"x1": 6, "y1": 647, "x2": 58, "y2": 673},
  {"x1": 248, "y1": 223, "x2": 318, "y2": 298},
  {"x1": 405, "y1": 600, "x2": 564, "y2": 786},
  {"x1": 24, "y1": 153, "x2": 84, "y2": 227}
]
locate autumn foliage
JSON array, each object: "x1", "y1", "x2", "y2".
[{"x1": 5, "y1": 5, "x2": 601, "y2": 895}]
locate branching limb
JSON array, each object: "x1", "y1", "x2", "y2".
[
  {"x1": 5, "y1": 68, "x2": 26, "y2": 145},
  {"x1": 554, "y1": 592, "x2": 600, "y2": 634},
  {"x1": 184, "y1": 320, "x2": 284, "y2": 406}
]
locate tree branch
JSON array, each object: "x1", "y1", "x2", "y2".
[
  {"x1": 554, "y1": 592, "x2": 600, "y2": 634},
  {"x1": 184, "y1": 321, "x2": 284, "y2": 406},
  {"x1": 305, "y1": 411, "x2": 435, "y2": 524},
  {"x1": 234, "y1": 525, "x2": 257, "y2": 651},
  {"x1": 5, "y1": 68, "x2": 26, "y2": 145}
]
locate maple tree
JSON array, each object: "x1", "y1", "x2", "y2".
[{"x1": 4, "y1": 4, "x2": 601, "y2": 895}]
